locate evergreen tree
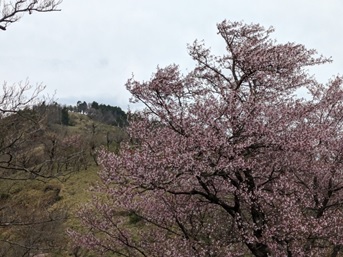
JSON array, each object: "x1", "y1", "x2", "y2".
[{"x1": 61, "y1": 106, "x2": 69, "y2": 126}]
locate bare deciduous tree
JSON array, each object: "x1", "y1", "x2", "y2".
[
  {"x1": 0, "y1": 79, "x2": 45, "y2": 115},
  {"x1": 0, "y1": 1, "x2": 68, "y2": 255}
]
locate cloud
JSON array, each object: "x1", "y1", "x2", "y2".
[{"x1": 0, "y1": 0, "x2": 342, "y2": 111}]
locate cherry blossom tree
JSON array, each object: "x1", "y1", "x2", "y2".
[{"x1": 71, "y1": 20, "x2": 343, "y2": 256}]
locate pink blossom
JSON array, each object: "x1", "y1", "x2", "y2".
[{"x1": 71, "y1": 20, "x2": 343, "y2": 257}]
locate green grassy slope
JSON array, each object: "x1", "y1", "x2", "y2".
[{"x1": 0, "y1": 111, "x2": 124, "y2": 256}]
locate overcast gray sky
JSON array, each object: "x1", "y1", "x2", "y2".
[{"x1": 1, "y1": 0, "x2": 342, "y2": 110}]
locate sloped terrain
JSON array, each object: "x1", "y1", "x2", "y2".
[{"x1": 0, "y1": 110, "x2": 127, "y2": 256}]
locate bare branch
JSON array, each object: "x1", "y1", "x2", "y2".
[
  {"x1": 0, "y1": 0, "x2": 62, "y2": 30},
  {"x1": 0, "y1": 79, "x2": 45, "y2": 116}
]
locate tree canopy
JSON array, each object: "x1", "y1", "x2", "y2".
[{"x1": 71, "y1": 20, "x2": 343, "y2": 256}]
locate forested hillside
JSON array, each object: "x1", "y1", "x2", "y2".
[{"x1": 0, "y1": 101, "x2": 128, "y2": 256}]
